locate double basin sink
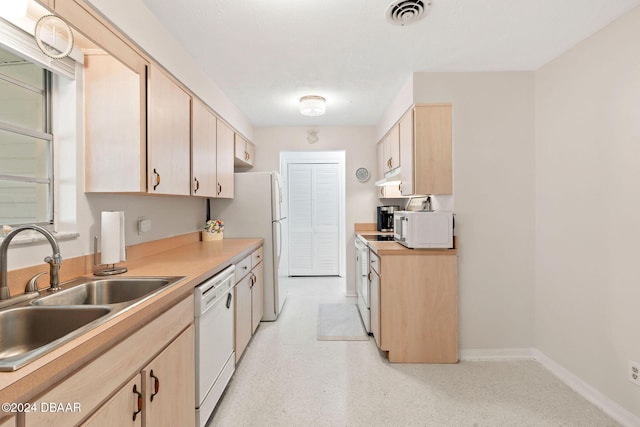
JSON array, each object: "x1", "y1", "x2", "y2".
[{"x1": 0, "y1": 276, "x2": 184, "y2": 371}]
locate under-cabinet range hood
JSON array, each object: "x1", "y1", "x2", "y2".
[{"x1": 375, "y1": 168, "x2": 402, "y2": 187}]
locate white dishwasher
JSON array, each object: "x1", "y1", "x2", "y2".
[{"x1": 195, "y1": 265, "x2": 236, "y2": 427}]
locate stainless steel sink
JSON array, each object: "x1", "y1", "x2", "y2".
[
  {"x1": 32, "y1": 277, "x2": 175, "y2": 306},
  {"x1": 0, "y1": 275, "x2": 185, "y2": 371},
  {"x1": 0, "y1": 306, "x2": 111, "y2": 371}
]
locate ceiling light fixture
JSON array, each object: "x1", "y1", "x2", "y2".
[
  {"x1": 0, "y1": 0, "x2": 29, "y2": 18},
  {"x1": 299, "y1": 95, "x2": 326, "y2": 116}
]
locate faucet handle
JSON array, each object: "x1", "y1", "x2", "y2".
[{"x1": 25, "y1": 272, "x2": 47, "y2": 294}]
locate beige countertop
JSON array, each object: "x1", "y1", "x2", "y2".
[
  {"x1": 0, "y1": 238, "x2": 262, "y2": 404},
  {"x1": 355, "y1": 232, "x2": 457, "y2": 256}
]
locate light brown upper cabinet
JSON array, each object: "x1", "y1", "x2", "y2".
[
  {"x1": 399, "y1": 104, "x2": 452, "y2": 196},
  {"x1": 234, "y1": 134, "x2": 255, "y2": 168},
  {"x1": 379, "y1": 125, "x2": 400, "y2": 175},
  {"x1": 84, "y1": 52, "x2": 147, "y2": 192},
  {"x1": 191, "y1": 99, "x2": 218, "y2": 197},
  {"x1": 147, "y1": 65, "x2": 191, "y2": 196},
  {"x1": 216, "y1": 120, "x2": 235, "y2": 198}
]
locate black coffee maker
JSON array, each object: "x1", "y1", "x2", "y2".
[{"x1": 377, "y1": 206, "x2": 400, "y2": 232}]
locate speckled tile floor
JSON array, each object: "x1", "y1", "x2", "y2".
[{"x1": 207, "y1": 277, "x2": 619, "y2": 427}]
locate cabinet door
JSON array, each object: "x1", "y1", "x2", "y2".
[
  {"x1": 234, "y1": 134, "x2": 246, "y2": 163},
  {"x1": 376, "y1": 141, "x2": 385, "y2": 180},
  {"x1": 148, "y1": 65, "x2": 191, "y2": 196},
  {"x1": 414, "y1": 105, "x2": 453, "y2": 195},
  {"x1": 370, "y1": 269, "x2": 381, "y2": 349},
  {"x1": 387, "y1": 124, "x2": 400, "y2": 171},
  {"x1": 251, "y1": 261, "x2": 264, "y2": 333},
  {"x1": 245, "y1": 140, "x2": 255, "y2": 166},
  {"x1": 191, "y1": 99, "x2": 218, "y2": 197},
  {"x1": 399, "y1": 109, "x2": 414, "y2": 195},
  {"x1": 84, "y1": 53, "x2": 146, "y2": 193},
  {"x1": 216, "y1": 120, "x2": 235, "y2": 198},
  {"x1": 81, "y1": 376, "x2": 142, "y2": 427},
  {"x1": 143, "y1": 326, "x2": 195, "y2": 427},
  {"x1": 235, "y1": 275, "x2": 252, "y2": 362}
]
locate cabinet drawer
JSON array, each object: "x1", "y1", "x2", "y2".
[
  {"x1": 235, "y1": 255, "x2": 252, "y2": 282},
  {"x1": 370, "y1": 250, "x2": 380, "y2": 274},
  {"x1": 251, "y1": 247, "x2": 263, "y2": 268}
]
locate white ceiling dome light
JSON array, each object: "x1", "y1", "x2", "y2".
[
  {"x1": 385, "y1": 0, "x2": 432, "y2": 26},
  {"x1": 299, "y1": 95, "x2": 326, "y2": 116}
]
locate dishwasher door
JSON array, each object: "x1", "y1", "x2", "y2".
[{"x1": 195, "y1": 265, "x2": 235, "y2": 425}]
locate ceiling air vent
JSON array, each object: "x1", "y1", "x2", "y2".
[{"x1": 385, "y1": 0, "x2": 432, "y2": 26}]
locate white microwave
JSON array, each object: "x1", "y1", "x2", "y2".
[{"x1": 393, "y1": 211, "x2": 454, "y2": 249}]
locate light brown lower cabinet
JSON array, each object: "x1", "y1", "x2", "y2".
[
  {"x1": 142, "y1": 327, "x2": 195, "y2": 426},
  {"x1": 251, "y1": 261, "x2": 264, "y2": 334},
  {"x1": 234, "y1": 273, "x2": 253, "y2": 363},
  {"x1": 0, "y1": 416, "x2": 15, "y2": 427},
  {"x1": 234, "y1": 247, "x2": 264, "y2": 362},
  {"x1": 369, "y1": 249, "x2": 458, "y2": 363},
  {"x1": 81, "y1": 327, "x2": 194, "y2": 427},
  {"x1": 24, "y1": 296, "x2": 194, "y2": 426},
  {"x1": 370, "y1": 267, "x2": 381, "y2": 349},
  {"x1": 81, "y1": 376, "x2": 142, "y2": 427}
]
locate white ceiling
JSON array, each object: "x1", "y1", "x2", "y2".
[{"x1": 141, "y1": 0, "x2": 640, "y2": 127}]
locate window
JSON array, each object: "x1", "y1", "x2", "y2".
[{"x1": 0, "y1": 45, "x2": 53, "y2": 226}]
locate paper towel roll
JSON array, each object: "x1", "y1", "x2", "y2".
[{"x1": 101, "y1": 211, "x2": 126, "y2": 265}]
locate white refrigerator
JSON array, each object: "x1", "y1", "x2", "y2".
[{"x1": 214, "y1": 172, "x2": 288, "y2": 321}]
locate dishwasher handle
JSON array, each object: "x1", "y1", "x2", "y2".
[{"x1": 226, "y1": 292, "x2": 232, "y2": 309}]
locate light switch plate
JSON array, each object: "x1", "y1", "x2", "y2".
[{"x1": 138, "y1": 218, "x2": 151, "y2": 234}]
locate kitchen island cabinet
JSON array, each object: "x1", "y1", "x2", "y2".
[{"x1": 366, "y1": 239, "x2": 458, "y2": 363}]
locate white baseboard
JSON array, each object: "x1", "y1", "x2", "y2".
[
  {"x1": 459, "y1": 347, "x2": 640, "y2": 427},
  {"x1": 534, "y1": 349, "x2": 640, "y2": 427},
  {"x1": 460, "y1": 347, "x2": 536, "y2": 361}
]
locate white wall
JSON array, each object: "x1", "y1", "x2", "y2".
[
  {"x1": 412, "y1": 72, "x2": 536, "y2": 350},
  {"x1": 535, "y1": 6, "x2": 640, "y2": 417},
  {"x1": 251, "y1": 127, "x2": 378, "y2": 295},
  {"x1": 376, "y1": 74, "x2": 414, "y2": 141}
]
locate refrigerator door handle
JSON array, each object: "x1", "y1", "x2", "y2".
[{"x1": 274, "y1": 220, "x2": 282, "y2": 261}]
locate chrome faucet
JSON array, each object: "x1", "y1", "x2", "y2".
[{"x1": 0, "y1": 225, "x2": 62, "y2": 300}]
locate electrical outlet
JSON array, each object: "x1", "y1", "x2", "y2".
[{"x1": 629, "y1": 360, "x2": 640, "y2": 386}]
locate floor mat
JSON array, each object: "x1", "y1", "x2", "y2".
[{"x1": 317, "y1": 303, "x2": 369, "y2": 341}]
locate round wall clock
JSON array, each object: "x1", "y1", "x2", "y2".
[
  {"x1": 34, "y1": 15, "x2": 74, "y2": 59},
  {"x1": 355, "y1": 167, "x2": 370, "y2": 183}
]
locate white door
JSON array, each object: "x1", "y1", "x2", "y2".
[{"x1": 288, "y1": 163, "x2": 340, "y2": 276}]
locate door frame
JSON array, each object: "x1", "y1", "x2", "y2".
[{"x1": 280, "y1": 150, "x2": 346, "y2": 279}]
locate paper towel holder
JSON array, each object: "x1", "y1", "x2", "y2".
[{"x1": 93, "y1": 236, "x2": 127, "y2": 276}]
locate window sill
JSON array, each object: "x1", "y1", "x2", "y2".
[{"x1": 0, "y1": 231, "x2": 79, "y2": 246}]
